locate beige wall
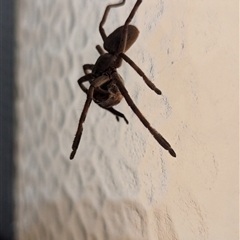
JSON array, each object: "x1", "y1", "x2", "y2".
[{"x1": 15, "y1": 0, "x2": 238, "y2": 239}]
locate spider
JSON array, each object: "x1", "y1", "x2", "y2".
[{"x1": 70, "y1": 0, "x2": 176, "y2": 159}]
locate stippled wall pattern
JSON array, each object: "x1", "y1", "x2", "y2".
[{"x1": 15, "y1": 0, "x2": 238, "y2": 239}]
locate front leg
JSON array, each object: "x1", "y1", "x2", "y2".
[
  {"x1": 113, "y1": 72, "x2": 176, "y2": 157},
  {"x1": 118, "y1": 0, "x2": 142, "y2": 53},
  {"x1": 99, "y1": 0, "x2": 126, "y2": 41},
  {"x1": 70, "y1": 74, "x2": 113, "y2": 159},
  {"x1": 120, "y1": 53, "x2": 162, "y2": 95},
  {"x1": 70, "y1": 85, "x2": 94, "y2": 159}
]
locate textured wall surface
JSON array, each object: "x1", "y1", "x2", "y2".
[{"x1": 15, "y1": 0, "x2": 238, "y2": 240}]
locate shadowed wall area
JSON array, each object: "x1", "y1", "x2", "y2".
[
  {"x1": 0, "y1": 0, "x2": 15, "y2": 239},
  {"x1": 14, "y1": 0, "x2": 238, "y2": 240}
]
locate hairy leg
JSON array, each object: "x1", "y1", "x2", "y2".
[
  {"x1": 77, "y1": 71, "x2": 94, "y2": 93},
  {"x1": 106, "y1": 107, "x2": 128, "y2": 124},
  {"x1": 70, "y1": 85, "x2": 94, "y2": 159},
  {"x1": 120, "y1": 52, "x2": 162, "y2": 95},
  {"x1": 96, "y1": 45, "x2": 105, "y2": 55},
  {"x1": 99, "y1": 0, "x2": 126, "y2": 41},
  {"x1": 118, "y1": 0, "x2": 142, "y2": 53},
  {"x1": 113, "y1": 72, "x2": 176, "y2": 157}
]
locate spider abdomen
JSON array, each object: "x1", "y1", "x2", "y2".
[{"x1": 104, "y1": 25, "x2": 139, "y2": 54}]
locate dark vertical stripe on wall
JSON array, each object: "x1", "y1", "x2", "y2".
[{"x1": 0, "y1": 0, "x2": 15, "y2": 239}]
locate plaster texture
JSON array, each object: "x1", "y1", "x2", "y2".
[{"x1": 15, "y1": 0, "x2": 238, "y2": 239}]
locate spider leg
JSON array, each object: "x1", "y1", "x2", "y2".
[
  {"x1": 106, "y1": 107, "x2": 129, "y2": 124},
  {"x1": 120, "y1": 52, "x2": 162, "y2": 95},
  {"x1": 78, "y1": 72, "x2": 94, "y2": 94},
  {"x1": 70, "y1": 75, "x2": 129, "y2": 159},
  {"x1": 71, "y1": 75, "x2": 113, "y2": 159},
  {"x1": 83, "y1": 64, "x2": 94, "y2": 74},
  {"x1": 113, "y1": 72, "x2": 176, "y2": 157},
  {"x1": 96, "y1": 45, "x2": 105, "y2": 55},
  {"x1": 118, "y1": 0, "x2": 142, "y2": 53},
  {"x1": 70, "y1": 84, "x2": 94, "y2": 159},
  {"x1": 99, "y1": 0, "x2": 126, "y2": 41}
]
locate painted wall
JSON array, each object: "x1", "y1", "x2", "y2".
[{"x1": 15, "y1": 0, "x2": 238, "y2": 239}]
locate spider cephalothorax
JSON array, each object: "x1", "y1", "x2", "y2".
[{"x1": 70, "y1": 0, "x2": 176, "y2": 159}]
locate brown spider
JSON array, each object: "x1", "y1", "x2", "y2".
[{"x1": 70, "y1": 0, "x2": 176, "y2": 159}]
